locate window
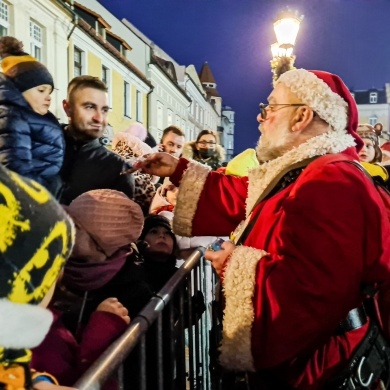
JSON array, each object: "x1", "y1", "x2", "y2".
[
  {"x1": 124, "y1": 81, "x2": 131, "y2": 117},
  {"x1": 30, "y1": 20, "x2": 43, "y2": 61},
  {"x1": 369, "y1": 117, "x2": 377, "y2": 126},
  {"x1": 175, "y1": 115, "x2": 181, "y2": 126},
  {"x1": 370, "y1": 92, "x2": 378, "y2": 104},
  {"x1": 102, "y1": 65, "x2": 109, "y2": 88},
  {"x1": 73, "y1": 47, "x2": 83, "y2": 77},
  {"x1": 0, "y1": 1, "x2": 9, "y2": 37},
  {"x1": 157, "y1": 101, "x2": 164, "y2": 130},
  {"x1": 136, "y1": 91, "x2": 142, "y2": 122},
  {"x1": 96, "y1": 21, "x2": 106, "y2": 39},
  {"x1": 167, "y1": 109, "x2": 173, "y2": 125}
]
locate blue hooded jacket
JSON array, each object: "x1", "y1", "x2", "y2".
[{"x1": 0, "y1": 73, "x2": 64, "y2": 197}]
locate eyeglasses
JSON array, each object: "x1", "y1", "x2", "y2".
[
  {"x1": 197, "y1": 141, "x2": 216, "y2": 146},
  {"x1": 259, "y1": 103, "x2": 305, "y2": 120}
]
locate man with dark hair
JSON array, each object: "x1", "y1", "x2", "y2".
[
  {"x1": 60, "y1": 75, "x2": 135, "y2": 205},
  {"x1": 158, "y1": 125, "x2": 185, "y2": 158}
]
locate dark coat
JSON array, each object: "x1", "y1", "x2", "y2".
[
  {"x1": 182, "y1": 141, "x2": 226, "y2": 171},
  {"x1": 60, "y1": 129, "x2": 135, "y2": 205},
  {"x1": 0, "y1": 74, "x2": 64, "y2": 197}
]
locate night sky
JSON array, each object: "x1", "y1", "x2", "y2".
[{"x1": 98, "y1": 0, "x2": 390, "y2": 155}]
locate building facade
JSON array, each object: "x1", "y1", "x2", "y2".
[
  {"x1": 351, "y1": 84, "x2": 390, "y2": 140},
  {"x1": 69, "y1": 0, "x2": 152, "y2": 137},
  {"x1": 0, "y1": 0, "x2": 73, "y2": 120},
  {"x1": 221, "y1": 106, "x2": 235, "y2": 161},
  {"x1": 0, "y1": 0, "x2": 234, "y2": 156}
]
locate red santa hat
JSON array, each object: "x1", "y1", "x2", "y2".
[
  {"x1": 276, "y1": 69, "x2": 363, "y2": 150},
  {"x1": 381, "y1": 141, "x2": 390, "y2": 159}
]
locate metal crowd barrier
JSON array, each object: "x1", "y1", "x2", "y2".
[{"x1": 73, "y1": 247, "x2": 222, "y2": 390}]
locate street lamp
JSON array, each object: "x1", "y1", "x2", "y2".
[{"x1": 270, "y1": 9, "x2": 304, "y2": 84}]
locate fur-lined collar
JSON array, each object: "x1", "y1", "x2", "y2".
[
  {"x1": 246, "y1": 131, "x2": 356, "y2": 216},
  {"x1": 182, "y1": 141, "x2": 226, "y2": 163}
]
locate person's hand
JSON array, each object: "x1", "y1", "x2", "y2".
[
  {"x1": 96, "y1": 297, "x2": 131, "y2": 325},
  {"x1": 157, "y1": 144, "x2": 165, "y2": 152},
  {"x1": 137, "y1": 152, "x2": 179, "y2": 178},
  {"x1": 205, "y1": 240, "x2": 236, "y2": 276}
]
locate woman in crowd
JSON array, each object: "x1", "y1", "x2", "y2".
[{"x1": 182, "y1": 130, "x2": 225, "y2": 171}]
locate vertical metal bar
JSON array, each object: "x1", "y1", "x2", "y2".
[
  {"x1": 193, "y1": 265, "x2": 202, "y2": 389},
  {"x1": 156, "y1": 313, "x2": 164, "y2": 390},
  {"x1": 176, "y1": 285, "x2": 186, "y2": 389},
  {"x1": 187, "y1": 272, "x2": 195, "y2": 390},
  {"x1": 139, "y1": 336, "x2": 146, "y2": 390},
  {"x1": 168, "y1": 300, "x2": 176, "y2": 390},
  {"x1": 117, "y1": 364, "x2": 124, "y2": 390}
]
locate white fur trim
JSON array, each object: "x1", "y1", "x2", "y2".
[
  {"x1": 0, "y1": 299, "x2": 53, "y2": 348},
  {"x1": 247, "y1": 131, "x2": 355, "y2": 215},
  {"x1": 276, "y1": 69, "x2": 348, "y2": 135},
  {"x1": 219, "y1": 246, "x2": 267, "y2": 371},
  {"x1": 172, "y1": 160, "x2": 211, "y2": 236}
]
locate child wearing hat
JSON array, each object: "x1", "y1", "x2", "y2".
[
  {"x1": 0, "y1": 164, "x2": 75, "y2": 389},
  {"x1": 0, "y1": 36, "x2": 64, "y2": 198},
  {"x1": 356, "y1": 124, "x2": 389, "y2": 186}
]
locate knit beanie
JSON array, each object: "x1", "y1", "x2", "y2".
[
  {"x1": 0, "y1": 36, "x2": 54, "y2": 92},
  {"x1": 123, "y1": 123, "x2": 148, "y2": 141},
  {"x1": 66, "y1": 189, "x2": 144, "y2": 257},
  {"x1": 0, "y1": 164, "x2": 75, "y2": 349},
  {"x1": 357, "y1": 124, "x2": 382, "y2": 163},
  {"x1": 140, "y1": 214, "x2": 177, "y2": 246}
]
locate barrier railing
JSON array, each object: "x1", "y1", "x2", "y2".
[{"x1": 74, "y1": 247, "x2": 221, "y2": 390}]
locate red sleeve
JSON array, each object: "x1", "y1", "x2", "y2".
[{"x1": 172, "y1": 158, "x2": 248, "y2": 237}]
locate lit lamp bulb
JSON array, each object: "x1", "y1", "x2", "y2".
[{"x1": 270, "y1": 10, "x2": 303, "y2": 84}]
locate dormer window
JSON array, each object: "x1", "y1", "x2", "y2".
[
  {"x1": 96, "y1": 21, "x2": 106, "y2": 39},
  {"x1": 369, "y1": 92, "x2": 378, "y2": 103}
]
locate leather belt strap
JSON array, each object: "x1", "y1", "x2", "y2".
[{"x1": 336, "y1": 306, "x2": 367, "y2": 335}]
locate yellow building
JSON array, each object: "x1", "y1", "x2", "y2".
[{"x1": 67, "y1": 2, "x2": 152, "y2": 140}]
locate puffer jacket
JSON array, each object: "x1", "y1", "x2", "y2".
[
  {"x1": 182, "y1": 141, "x2": 226, "y2": 171},
  {"x1": 0, "y1": 74, "x2": 64, "y2": 197}
]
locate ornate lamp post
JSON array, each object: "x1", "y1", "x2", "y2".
[{"x1": 270, "y1": 10, "x2": 304, "y2": 84}]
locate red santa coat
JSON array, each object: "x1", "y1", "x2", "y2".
[{"x1": 170, "y1": 132, "x2": 390, "y2": 389}]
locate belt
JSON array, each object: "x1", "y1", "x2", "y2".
[{"x1": 336, "y1": 306, "x2": 367, "y2": 335}]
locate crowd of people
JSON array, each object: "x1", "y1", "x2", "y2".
[{"x1": 2, "y1": 33, "x2": 390, "y2": 390}]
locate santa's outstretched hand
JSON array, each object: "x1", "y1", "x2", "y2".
[{"x1": 122, "y1": 152, "x2": 179, "y2": 177}]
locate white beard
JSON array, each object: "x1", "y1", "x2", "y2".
[{"x1": 255, "y1": 130, "x2": 296, "y2": 163}]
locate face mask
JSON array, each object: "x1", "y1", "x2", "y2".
[{"x1": 199, "y1": 149, "x2": 215, "y2": 159}]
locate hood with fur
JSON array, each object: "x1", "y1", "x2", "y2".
[{"x1": 182, "y1": 141, "x2": 226, "y2": 163}]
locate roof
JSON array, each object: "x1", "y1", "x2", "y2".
[
  {"x1": 199, "y1": 61, "x2": 216, "y2": 84},
  {"x1": 351, "y1": 88, "x2": 388, "y2": 104},
  {"x1": 76, "y1": 18, "x2": 152, "y2": 88}
]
